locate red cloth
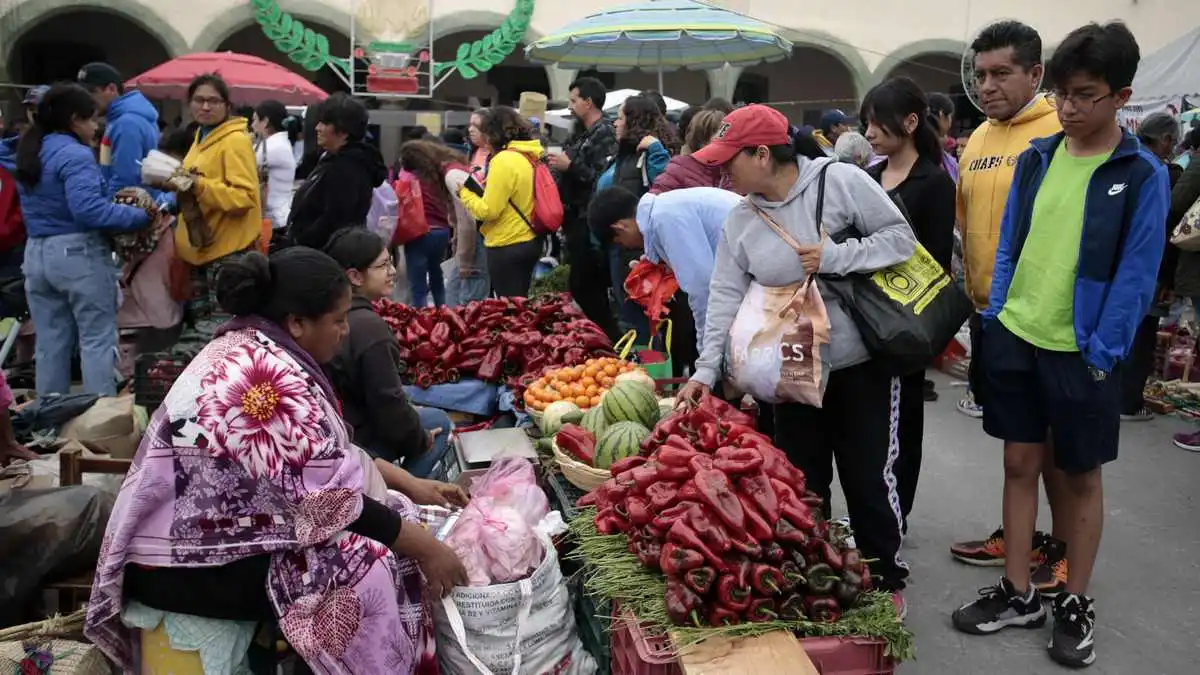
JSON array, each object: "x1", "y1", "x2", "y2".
[
  {"x1": 418, "y1": 177, "x2": 452, "y2": 230},
  {"x1": 649, "y1": 155, "x2": 730, "y2": 195}
]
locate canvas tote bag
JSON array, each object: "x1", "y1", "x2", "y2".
[{"x1": 724, "y1": 204, "x2": 832, "y2": 406}]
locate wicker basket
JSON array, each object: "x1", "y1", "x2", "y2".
[{"x1": 552, "y1": 438, "x2": 609, "y2": 492}]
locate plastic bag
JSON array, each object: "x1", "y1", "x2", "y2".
[{"x1": 444, "y1": 459, "x2": 550, "y2": 585}]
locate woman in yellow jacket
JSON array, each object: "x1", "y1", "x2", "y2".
[
  {"x1": 166, "y1": 74, "x2": 262, "y2": 318},
  {"x1": 451, "y1": 106, "x2": 543, "y2": 297}
]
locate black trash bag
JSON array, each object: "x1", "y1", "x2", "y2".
[{"x1": 0, "y1": 486, "x2": 113, "y2": 625}]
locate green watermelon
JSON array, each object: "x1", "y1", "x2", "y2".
[
  {"x1": 581, "y1": 406, "x2": 610, "y2": 436},
  {"x1": 595, "y1": 421, "x2": 651, "y2": 469},
  {"x1": 603, "y1": 381, "x2": 660, "y2": 428}
]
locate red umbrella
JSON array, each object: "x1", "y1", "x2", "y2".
[{"x1": 126, "y1": 52, "x2": 329, "y2": 106}]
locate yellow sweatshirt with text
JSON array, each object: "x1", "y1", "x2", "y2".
[
  {"x1": 458, "y1": 139, "x2": 542, "y2": 248},
  {"x1": 174, "y1": 117, "x2": 263, "y2": 266},
  {"x1": 958, "y1": 96, "x2": 1061, "y2": 309}
]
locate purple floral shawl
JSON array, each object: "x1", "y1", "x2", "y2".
[{"x1": 85, "y1": 319, "x2": 426, "y2": 673}]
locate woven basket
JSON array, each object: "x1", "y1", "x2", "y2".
[{"x1": 551, "y1": 438, "x2": 609, "y2": 492}]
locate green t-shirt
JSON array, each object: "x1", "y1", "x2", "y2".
[{"x1": 999, "y1": 144, "x2": 1110, "y2": 351}]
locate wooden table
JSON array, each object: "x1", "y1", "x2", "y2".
[{"x1": 677, "y1": 630, "x2": 818, "y2": 675}]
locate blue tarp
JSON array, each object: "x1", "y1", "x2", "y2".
[{"x1": 403, "y1": 379, "x2": 500, "y2": 416}]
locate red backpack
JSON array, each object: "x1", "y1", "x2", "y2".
[
  {"x1": 506, "y1": 151, "x2": 563, "y2": 236},
  {"x1": 0, "y1": 166, "x2": 25, "y2": 252}
]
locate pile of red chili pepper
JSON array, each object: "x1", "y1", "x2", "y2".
[
  {"x1": 372, "y1": 294, "x2": 616, "y2": 390},
  {"x1": 578, "y1": 393, "x2": 872, "y2": 627}
]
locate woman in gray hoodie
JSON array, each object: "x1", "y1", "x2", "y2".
[{"x1": 678, "y1": 105, "x2": 918, "y2": 613}]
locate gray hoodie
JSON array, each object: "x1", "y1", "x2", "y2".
[{"x1": 692, "y1": 156, "x2": 916, "y2": 387}]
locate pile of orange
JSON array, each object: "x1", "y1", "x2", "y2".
[{"x1": 524, "y1": 357, "x2": 639, "y2": 411}]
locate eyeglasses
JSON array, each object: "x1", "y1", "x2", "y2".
[
  {"x1": 369, "y1": 257, "x2": 396, "y2": 271},
  {"x1": 1052, "y1": 91, "x2": 1113, "y2": 114},
  {"x1": 191, "y1": 96, "x2": 226, "y2": 108}
]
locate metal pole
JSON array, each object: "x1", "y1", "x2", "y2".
[
  {"x1": 657, "y1": 44, "x2": 664, "y2": 93},
  {"x1": 349, "y1": 0, "x2": 357, "y2": 94}
]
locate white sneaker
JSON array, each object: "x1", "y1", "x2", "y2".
[
  {"x1": 1120, "y1": 406, "x2": 1153, "y2": 422},
  {"x1": 956, "y1": 390, "x2": 983, "y2": 419}
]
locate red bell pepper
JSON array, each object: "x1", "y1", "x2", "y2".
[
  {"x1": 736, "y1": 492, "x2": 774, "y2": 541},
  {"x1": 708, "y1": 606, "x2": 741, "y2": 627},
  {"x1": 746, "y1": 597, "x2": 778, "y2": 623},
  {"x1": 608, "y1": 456, "x2": 647, "y2": 475},
  {"x1": 667, "y1": 521, "x2": 728, "y2": 571},
  {"x1": 761, "y1": 541, "x2": 786, "y2": 565},
  {"x1": 665, "y1": 579, "x2": 704, "y2": 627},
  {"x1": 700, "y1": 393, "x2": 756, "y2": 428},
  {"x1": 644, "y1": 481, "x2": 680, "y2": 510},
  {"x1": 804, "y1": 596, "x2": 842, "y2": 623},
  {"x1": 688, "y1": 454, "x2": 715, "y2": 473},
  {"x1": 625, "y1": 495, "x2": 652, "y2": 526},
  {"x1": 656, "y1": 444, "x2": 699, "y2": 468},
  {"x1": 659, "y1": 542, "x2": 706, "y2": 574},
  {"x1": 693, "y1": 469, "x2": 745, "y2": 531},
  {"x1": 774, "y1": 517, "x2": 810, "y2": 547},
  {"x1": 778, "y1": 593, "x2": 806, "y2": 621},
  {"x1": 556, "y1": 425, "x2": 597, "y2": 465},
  {"x1": 430, "y1": 322, "x2": 451, "y2": 349},
  {"x1": 737, "y1": 471, "x2": 781, "y2": 522},
  {"x1": 683, "y1": 506, "x2": 732, "y2": 553},
  {"x1": 630, "y1": 464, "x2": 662, "y2": 492},
  {"x1": 477, "y1": 345, "x2": 504, "y2": 381},
  {"x1": 713, "y1": 446, "x2": 763, "y2": 474},
  {"x1": 750, "y1": 563, "x2": 784, "y2": 596},
  {"x1": 683, "y1": 567, "x2": 717, "y2": 596},
  {"x1": 652, "y1": 501, "x2": 702, "y2": 531},
  {"x1": 677, "y1": 480, "x2": 701, "y2": 502},
  {"x1": 781, "y1": 500, "x2": 817, "y2": 531},
  {"x1": 715, "y1": 573, "x2": 752, "y2": 613},
  {"x1": 697, "y1": 422, "x2": 721, "y2": 452}
]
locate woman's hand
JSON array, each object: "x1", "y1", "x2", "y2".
[
  {"x1": 392, "y1": 524, "x2": 468, "y2": 597},
  {"x1": 637, "y1": 136, "x2": 660, "y2": 152},
  {"x1": 796, "y1": 232, "x2": 827, "y2": 274},
  {"x1": 406, "y1": 477, "x2": 469, "y2": 508},
  {"x1": 445, "y1": 168, "x2": 469, "y2": 193},
  {"x1": 675, "y1": 381, "x2": 711, "y2": 409}
]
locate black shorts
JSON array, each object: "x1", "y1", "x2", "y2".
[{"x1": 980, "y1": 319, "x2": 1120, "y2": 474}]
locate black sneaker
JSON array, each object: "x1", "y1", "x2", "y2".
[
  {"x1": 952, "y1": 578, "x2": 1047, "y2": 635},
  {"x1": 1031, "y1": 536, "x2": 1068, "y2": 599},
  {"x1": 1048, "y1": 593, "x2": 1097, "y2": 668}
]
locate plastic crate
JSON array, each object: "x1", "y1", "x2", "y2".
[
  {"x1": 800, "y1": 636, "x2": 894, "y2": 674},
  {"x1": 572, "y1": 581, "x2": 612, "y2": 675},
  {"x1": 546, "y1": 470, "x2": 588, "y2": 522},
  {"x1": 611, "y1": 608, "x2": 681, "y2": 675}
]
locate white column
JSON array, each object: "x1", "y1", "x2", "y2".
[
  {"x1": 545, "y1": 65, "x2": 580, "y2": 103},
  {"x1": 706, "y1": 65, "x2": 743, "y2": 102}
]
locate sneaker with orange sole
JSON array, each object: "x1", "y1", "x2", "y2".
[
  {"x1": 1031, "y1": 536, "x2": 1068, "y2": 599},
  {"x1": 951, "y1": 528, "x2": 1048, "y2": 567}
]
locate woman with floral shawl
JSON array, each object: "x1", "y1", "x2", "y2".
[{"x1": 85, "y1": 247, "x2": 466, "y2": 674}]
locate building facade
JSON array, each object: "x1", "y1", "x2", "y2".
[{"x1": 0, "y1": 0, "x2": 1191, "y2": 123}]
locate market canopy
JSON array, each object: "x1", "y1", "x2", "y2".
[
  {"x1": 524, "y1": 0, "x2": 792, "y2": 73},
  {"x1": 1129, "y1": 26, "x2": 1200, "y2": 108}
]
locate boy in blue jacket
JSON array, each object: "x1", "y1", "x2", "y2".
[
  {"x1": 951, "y1": 22, "x2": 1169, "y2": 669},
  {"x1": 78, "y1": 63, "x2": 161, "y2": 199}
]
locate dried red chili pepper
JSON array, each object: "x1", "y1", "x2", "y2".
[
  {"x1": 608, "y1": 456, "x2": 647, "y2": 475},
  {"x1": 708, "y1": 606, "x2": 740, "y2": 627},
  {"x1": 677, "y1": 480, "x2": 701, "y2": 502},
  {"x1": 781, "y1": 500, "x2": 816, "y2": 531},
  {"x1": 625, "y1": 495, "x2": 652, "y2": 526},
  {"x1": 477, "y1": 345, "x2": 504, "y2": 381},
  {"x1": 444, "y1": 368, "x2": 461, "y2": 384},
  {"x1": 761, "y1": 541, "x2": 787, "y2": 565},
  {"x1": 659, "y1": 542, "x2": 705, "y2": 574},
  {"x1": 700, "y1": 393, "x2": 756, "y2": 428},
  {"x1": 556, "y1": 425, "x2": 597, "y2": 465},
  {"x1": 630, "y1": 464, "x2": 662, "y2": 492},
  {"x1": 750, "y1": 564, "x2": 784, "y2": 596},
  {"x1": 665, "y1": 578, "x2": 704, "y2": 626},
  {"x1": 778, "y1": 593, "x2": 806, "y2": 621},
  {"x1": 430, "y1": 322, "x2": 451, "y2": 349},
  {"x1": 667, "y1": 520, "x2": 728, "y2": 571},
  {"x1": 774, "y1": 518, "x2": 810, "y2": 547},
  {"x1": 656, "y1": 444, "x2": 699, "y2": 468},
  {"x1": 689, "y1": 454, "x2": 715, "y2": 474},
  {"x1": 738, "y1": 471, "x2": 781, "y2": 523},
  {"x1": 746, "y1": 597, "x2": 778, "y2": 623},
  {"x1": 804, "y1": 596, "x2": 842, "y2": 623},
  {"x1": 697, "y1": 422, "x2": 721, "y2": 452}
]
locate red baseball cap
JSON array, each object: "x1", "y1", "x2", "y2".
[{"x1": 692, "y1": 104, "x2": 791, "y2": 166}]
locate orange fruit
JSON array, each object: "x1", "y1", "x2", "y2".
[
  {"x1": 574, "y1": 395, "x2": 590, "y2": 407},
  {"x1": 590, "y1": 395, "x2": 602, "y2": 407},
  {"x1": 585, "y1": 384, "x2": 599, "y2": 396},
  {"x1": 604, "y1": 364, "x2": 619, "y2": 376}
]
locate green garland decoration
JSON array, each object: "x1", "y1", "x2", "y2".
[
  {"x1": 434, "y1": 0, "x2": 535, "y2": 79},
  {"x1": 251, "y1": 0, "x2": 350, "y2": 79}
]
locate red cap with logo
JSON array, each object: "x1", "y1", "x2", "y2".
[{"x1": 692, "y1": 104, "x2": 791, "y2": 166}]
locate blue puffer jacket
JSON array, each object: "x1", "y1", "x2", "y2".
[
  {"x1": 101, "y1": 91, "x2": 161, "y2": 198},
  {"x1": 986, "y1": 130, "x2": 1170, "y2": 372},
  {"x1": 0, "y1": 133, "x2": 149, "y2": 238}
]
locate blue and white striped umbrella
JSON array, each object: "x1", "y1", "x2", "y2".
[{"x1": 525, "y1": 0, "x2": 793, "y2": 73}]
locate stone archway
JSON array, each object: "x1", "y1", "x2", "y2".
[
  {"x1": 872, "y1": 39, "x2": 968, "y2": 93},
  {"x1": 0, "y1": 0, "x2": 186, "y2": 82}
]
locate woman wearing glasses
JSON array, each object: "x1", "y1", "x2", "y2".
[
  {"x1": 323, "y1": 228, "x2": 462, "y2": 486},
  {"x1": 165, "y1": 73, "x2": 263, "y2": 319}
]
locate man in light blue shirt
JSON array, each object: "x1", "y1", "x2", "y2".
[{"x1": 589, "y1": 186, "x2": 740, "y2": 372}]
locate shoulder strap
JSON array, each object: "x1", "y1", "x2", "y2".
[
  {"x1": 750, "y1": 163, "x2": 833, "y2": 256},
  {"x1": 505, "y1": 151, "x2": 538, "y2": 228}
]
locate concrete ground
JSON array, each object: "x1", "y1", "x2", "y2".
[{"x1": 833, "y1": 371, "x2": 1200, "y2": 675}]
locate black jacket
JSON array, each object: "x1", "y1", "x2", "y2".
[
  {"x1": 325, "y1": 295, "x2": 426, "y2": 463},
  {"x1": 556, "y1": 119, "x2": 618, "y2": 218},
  {"x1": 287, "y1": 141, "x2": 388, "y2": 249},
  {"x1": 868, "y1": 156, "x2": 957, "y2": 272}
]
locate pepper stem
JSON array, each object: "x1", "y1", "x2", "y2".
[{"x1": 690, "y1": 610, "x2": 702, "y2": 627}]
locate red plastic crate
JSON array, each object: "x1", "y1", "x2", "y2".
[
  {"x1": 613, "y1": 606, "x2": 894, "y2": 675},
  {"x1": 800, "y1": 636, "x2": 895, "y2": 675}
]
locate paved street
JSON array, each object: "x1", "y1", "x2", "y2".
[{"x1": 835, "y1": 372, "x2": 1200, "y2": 674}]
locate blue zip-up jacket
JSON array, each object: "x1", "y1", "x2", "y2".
[
  {"x1": 985, "y1": 130, "x2": 1170, "y2": 372},
  {"x1": 102, "y1": 91, "x2": 160, "y2": 198},
  {"x1": 0, "y1": 133, "x2": 149, "y2": 238},
  {"x1": 636, "y1": 187, "x2": 741, "y2": 343}
]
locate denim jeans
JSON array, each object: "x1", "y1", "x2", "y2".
[
  {"x1": 402, "y1": 406, "x2": 454, "y2": 479},
  {"x1": 24, "y1": 233, "x2": 120, "y2": 396},
  {"x1": 404, "y1": 228, "x2": 451, "y2": 307}
]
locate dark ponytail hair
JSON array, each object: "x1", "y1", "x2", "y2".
[
  {"x1": 860, "y1": 77, "x2": 944, "y2": 167},
  {"x1": 215, "y1": 248, "x2": 350, "y2": 322},
  {"x1": 15, "y1": 83, "x2": 97, "y2": 187},
  {"x1": 324, "y1": 227, "x2": 387, "y2": 273},
  {"x1": 254, "y1": 99, "x2": 302, "y2": 144},
  {"x1": 739, "y1": 125, "x2": 827, "y2": 167}
]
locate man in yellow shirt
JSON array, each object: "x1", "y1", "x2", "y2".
[{"x1": 948, "y1": 22, "x2": 1069, "y2": 596}]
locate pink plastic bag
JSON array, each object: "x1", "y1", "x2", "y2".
[{"x1": 444, "y1": 459, "x2": 550, "y2": 585}]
